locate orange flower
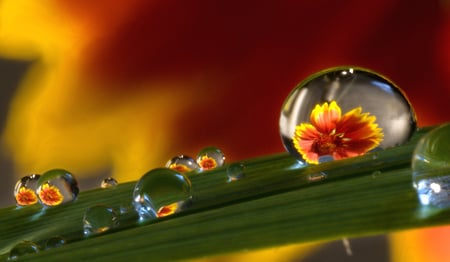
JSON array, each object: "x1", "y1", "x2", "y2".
[
  {"x1": 169, "y1": 163, "x2": 192, "y2": 173},
  {"x1": 198, "y1": 156, "x2": 217, "y2": 170},
  {"x1": 157, "y1": 202, "x2": 179, "y2": 218},
  {"x1": 15, "y1": 187, "x2": 38, "y2": 206},
  {"x1": 38, "y1": 183, "x2": 64, "y2": 206},
  {"x1": 293, "y1": 101, "x2": 383, "y2": 164}
]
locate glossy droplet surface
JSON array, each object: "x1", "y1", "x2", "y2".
[
  {"x1": 101, "y1": 177, "x2": 118, "y2": 188},
  {"x1": 133, "y1": 168, "x2": 192, "y2": 221},
  {"x1": 8, "y1": 241, "x2": 40, "y2": 260},
  {"x1": 166, "y1": 155, "x2": 199, "y2": 173},
  {"x1": 45, "y1": 236, "x2": 66, "y2": 249},
  {"x1": 412, "y1": 124, "x2": 450, "y2": 208},
  {"x1": 227, "y1": 163, "x2": 246, "y2": 182},
  {"x1": 280, "y1": 67, "x2": 416, "y2": 164},
  {"x1": 196, "y1": 147, "x2": 225, "y2": 171},
  {"x1": 14, "y1": 174, "x2": 40, "y2": 206},
  {"x1": 83, "y1": 205, "x2": 119, "y2": 236},
  {"x1": 36, "y1": 169, "x2": 79, "y2": 207}
]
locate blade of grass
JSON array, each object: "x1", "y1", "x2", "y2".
[{"x1": 0, "y1": 125, "x2": 447, "y2": 261}]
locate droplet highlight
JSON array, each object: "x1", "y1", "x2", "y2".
[
  {"x1": 412, "y1": 124, "x2": 450, "y2": 208},
  {"x1": 36, "y1": 169, "x2": 79, "y2": 207},
  {"x1": 8, "y1": 241, "x2": 40, "y2": 260},
  {"x1": 165, "y1": 155, "x2": 199, "y2": 173},
  {"x1": 101, "y1": 177, "x2": 118, "y2": 188},
  {"x1": 83, "y1": 205, "x2": 120, "y2": 236},
  {"x1": 45, "y1": 236, "x2": 66, "y2": 249},
  {"x1": 308, "y1": 172, "x2": 327, "y2": 182},
  {"x1": 14, "y1": 174, "x2": 40, "y2": 206},
  {"x1": 227, "y1": 163, "x2": 246, "y2": 182},
  {"x1": 196, "y1": 147, "x2": 225, "y2": 171},
  {"x1": 279, "y1": 66, "x2": 416, "y2": 164},
  {"x1": 133, "y1": 168, "x2": 192, "y2": 221}
]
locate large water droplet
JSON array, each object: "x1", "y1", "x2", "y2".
[
  {"x1": 101, "y1": 177, "x2": 118, "y2": 188},
  {"x1": 83, "y1": 205, "x2": 120, "y2": 236},
  {"x1": 8, "y1": 241, "x2": 40, "y2": 260},
  {"x1": 412, "y1": 124, "x2": 450, "y2": 208},
  {"x1": 132, "y1": 168, "x2": 192, "y2": 221},
  {"x1": 196, "y1": 147, "x2": 225, "y2": 171},
  {"x1": 227, "y1": 163, "x2": 246, "y2": 182},
  {"x1": 36, "y1": 169, "x2": 79, "y2": 207},
  {"x1": 45, "y1": 236, "x2": 66, "y2": 249},
  {"x1": 165, "y1": 155, "x2": 199, "y2": 173},
  {"x1": 14, "y1": 174, "x2": 40, "y2": 206},
  {"x1": 279, "y1": 66, "x2": 416, "y2": 164}
]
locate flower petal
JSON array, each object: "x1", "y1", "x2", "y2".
[
  {"x1": 336, "y1": 107, "x2": 383, "y2": 154},
  {"x1": 310, "y1": 101, "x2": 341, "y2": 134},
  {"x1": 293, "y1": 123, "x2": 321, "y2": 164}
]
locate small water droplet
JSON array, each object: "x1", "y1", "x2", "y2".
[
  {"x1": 165, "y1": 155, "x2": 199, "y2": 173},
  {"x1": 308, "y1": 172, "x2": 327, "y2": 182},
  {"x1": 45, "y1": 236, "x2": 66, "y2": 249},
  {"x1": 101, "y1": 177, "x2": 118, "y2": 188},
  {"x1": 196, "y1": 147, "x2": 225, "y2": 171},
  {"x1": 372, "y1": 170, "x2": 382, "y2": 178},
  {"x1": 83, "y1": 205, "x2": 120, "y2": 236},
  {"x1": 132, "y1": 168, "x2": 192, "y2": 221},
  {"x1": 412, "y1": 124, "x2": 450, "y2": 208},
  {"x1": 14, "y1": 174, "x2": 40, "y2": 206},
  {"x1": 8, "y1": 241, "x2": 40, "y2": 260},
  {"x1": 280, "y1": 66, "x2": 416, "y2": 165},
  {"x1": 227, "y1": 163, "x2": 246, "y2": 182},
  {"x1": 36, "y1": 169, "x2": 79, "y2": 207}
]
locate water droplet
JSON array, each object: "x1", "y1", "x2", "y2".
[
  {"x1": 196, "y1": 147, "x2": 225, "y2": 171},
  {"x1": 279, "y1": 66, "x2": 416, "y2": 165},
  {"x1": 45, "y1": 236, "x2": 66, "y2": 249},
  {"x1": 165, "y1": 155, "x2": 199, "y2": 173},
  {"x1": 36, "y1": 169, "x2": 79, "y2": 207},
  {"x1": 8, "y1": 241, "x2": 40, "y2": 260},
  {"x1": 412, "y1": 124, "x2": 450, "y2": 208},
  {"x1": 372, "y1": 170, "x2": 382, "y2": 178},
  {"x1": 227, "y1": 163, "x2": 246, "y2": 182},
  {"x1": 133, "y1": 168, "x2": 192, "y2": 221},
  {"x1": 83, "y1": 205, "x2": 120, "y2": 236},
  {"x1": 101, "y1": 177, "x2": 118, "y2": 188},
  {"x1": 14, "y1": 174, "x2": 40, "y2": 206},
  {"x1": 308, "y1": 172, "x2": 327, "y2": 182}
]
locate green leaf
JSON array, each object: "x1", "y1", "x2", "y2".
[{"x1": 1, "y1": 125, "x2": 449, "y2": 261}]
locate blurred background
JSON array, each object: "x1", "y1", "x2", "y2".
[{"x1": 0, "y1": 0, "x2": 449, "y2": 261}]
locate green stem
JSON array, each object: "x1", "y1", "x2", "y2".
[{"x1": 0, "y1": 126, "x2": 445, "y2": 261}]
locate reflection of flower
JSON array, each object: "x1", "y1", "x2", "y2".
[
  {"x1": 169, "y1": 164, "x2": 192, "y2": 173},
  {"x1": 15, "y1": 187, "x2": 38, "y2": 206},
  {"x1": 157, "y1": 202, "x2": 179, "y2": 217},
  {"x1": 38, "y1": 183, "x2": 64, "y2": 206},
  {"x1": 293, "y1": 101, "x2": 383, "y2": 164},
  {"x1": 198, "y1": 156, "x2": 217, "y2": 170}
]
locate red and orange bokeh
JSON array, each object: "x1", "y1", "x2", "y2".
[{"x1": 0, "y1": 1, "x2": 449, "y2": 261}]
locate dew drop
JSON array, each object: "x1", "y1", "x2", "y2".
[
  {"x1": 83, "y1": 205, "x2": 120, "y2": 237},
  {"x1": 308, "y1": 172, "x2": 327, "y2": 182},
  {"x1": 36, "y1": 169, "x2": 79, "y2": 207},
  {"x1": 196, "y1": 147, "x2": 225, "y2": 171},
  {"x1": 101, "y1": 177, "x2": 118, "y2": 188},
  {"x1": 8, "y1": 241, "x2": 40, "y2": 260},
  {"x1": 14, "y1": 174, "x2": 40, "y2": 206},
  {"x1": 227, "y1": 163, "x2": 246, "y2": 182},
  {"x1": 279, "y1": 66, "x2": 416, "y2": 165},
  {"x1": 372, "y1": 170, "x2": 382, "y2": 178},
  {"x1": 165, "y1": 155, "x2": 199, "y2": 173},
  {"x1": 132, "y1": 168, "x2": 192, "y2": 221},
  {"x1": 412, "y1": 124, "x2": 450, "y2": 208},
  {"x1": 45, "y1": 236, "x2": 66, "y2": 249}
]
